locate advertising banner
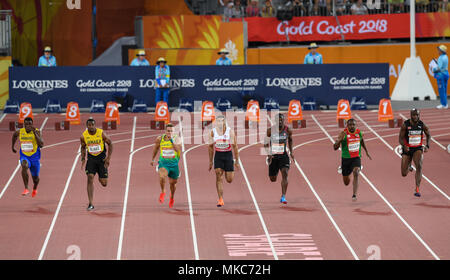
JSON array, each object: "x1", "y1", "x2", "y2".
[
  {"x1": 9, "y1": 64, "x2": 388, "y2": 109},
  {"x1": 243, "y1": 12, "x2": 450, "y2": 42}
]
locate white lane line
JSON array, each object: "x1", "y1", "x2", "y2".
[
  {"x1": 38, "y1": 151, "x2": 80, "y2": 260},
  {"x1": 312, "y1": 114, "x2": 441, "y2": 260},
  {"x1": 398, "y1": 113, "x2": 447, "y2": 151},
  {"x1": 0, "y1": 118, "x2": 49, "y2": 200},
  {"x1": 117, "y1": 116, "x2": 137, "y2": 260},
  {"x1": 355, "y1": 114, "x2": 449, "y2": 201},
  {"x1": 0, "y1": 113, "x2": 6, "y2": 123}
]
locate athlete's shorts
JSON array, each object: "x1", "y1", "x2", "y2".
[
  {"x1": 341, "y1": 157, "x2": 361, "y2": 177},
  {"x1": 268, "y1": 153, "x2": 290, "y2": 177},
  {"x1": 214, "y1": 151, "x2": 234, "y2": 172},
  {"x1": 85, "y1": 155, "x2": 108, "y2": 179},
  {"x1": 19, "y1": 155, "x2": 40, "y2": 177},
  {"x1": 158, "y1": 162, "x2": 180, "y2": 179},
  {"x1": 401, "y1": 146, "x2": 423, "y2": 158}
]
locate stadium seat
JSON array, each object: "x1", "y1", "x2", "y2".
[
  {"x1": 177, "y1": 98, "x2": 193, "y2": 112},
  {"x1": 3, "y1": 100, "x2": 20, "y2": 114},
  {"x1": 90, "y1": 99, "x2": 105, "y2": 113},
  {"x1": 302, "y1": 97, "x2": 317, "y2": 111},
  {"x1": 263, "y1": 98, "x2": 279, "y2": 111},
  {"x1": 131, "y1": 99, "x2": 147, "y2": 112},
  {"x1": 44, "y1": 99, "x2": 62, "y2": 113},
  {"x1": 216, "y1": 98, "x2": 232, "y2": 112},
  {"x1": 350, "y1": 97, "x2": 368, "y2": 110}
]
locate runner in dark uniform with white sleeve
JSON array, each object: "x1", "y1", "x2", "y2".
[
  {"x1": 265, "y1": 113, "x2": 294, "y2": 204},
  {"x1": 399, "y1": 109, "x2": 430, "y2": 197}
]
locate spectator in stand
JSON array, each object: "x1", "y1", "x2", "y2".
[
  {"x1": 262, "y1": 0, "x2": 276, "y2": 17},
  {"x1": 218, "y1": 0, "x2": 231, "y2": 14},
  {"x1": 216, "y1": 48, "x2": 232, "y2": 65},
  {"x1": 233, "y1": 0, "x2": 245, "y2": 17},
  {"x1": 246, "y1": 0, "x2": 261, "y2": 16},
  {"x1": 304, "y1": 43, "x2": 323, "y2": 64},
  {"x1": 416, "y1": 0, "x2": 430, "y2": 13},
  {"x1": 313, "y1": 0, "x2": 332, "y2": 16},
  {"x1": 350, "y1": 0, "x2": 368, "y2": 15},
  {"x1": 38, "y1": 46, "x2": 57, "y2": 67},
  {"x1": 433, "y1": 45, "x2": 449, "y2": 109},
  {"x1": 388, "y1": 0, "x2": 405, "y2": 13},
  {"x1": 130, "y1": 50, "x2": 150, "y2": 66},
  {"x1": 155, "y1": 57, "x2": 171, "y2": 106},
  {"x1": 334, "y1": 0, "x2": 347, "y2": 15},
  {"x1": 292, "y1": 0, "x2": 310, "y2": 16},
  {"x1": 223, "y1": 1, "x2": 235, "y2": 21}
]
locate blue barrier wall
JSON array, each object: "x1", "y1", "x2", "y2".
[{"x1": 9, "y1": 64, "x2": 389, "y2": 109}]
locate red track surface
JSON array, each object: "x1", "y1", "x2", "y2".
[{"x1": 0, "y1": 109, "x2": 448, "y2": 260}]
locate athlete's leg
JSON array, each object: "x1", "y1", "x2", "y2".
[
  {"x1": 215, "y1": 168, "x2": 224, "y2": 199},
  {"x1": 352, "y1": 167, "x2": 361, "y2": 197},
  {"x1": 412, "y1": 150, "x2": 424, "y2": 191},
  {"x1": 280, "y1": 168, "x2": 289, "y2": 196},
  {"x1": 158, "y1": 167, "x2": 168, "y2": 193},
  {"x1": 31, "y1": 176, "x2": 39, "y2": 190},
  {"x1": 87, "y1": 173, "x2": 95, "y2": 206},
  {"x1": 342, "y1": 175, "x2": 351, "y2": 186},
  {"x1": 401, "y1": 155, "x2": 413, "y2": 177},
  {"x1": 224, "y1": 171, "x2": 234, "y2": 184},
  {"x1": 168, "y1": 177, "x2": 177, "y2": 208},
  {"x1": 20, "y1": 159, "x2": 29, "y2": 190},
  {"x1": 98, "y1": 177, "x2": 107, "y2": 187}
]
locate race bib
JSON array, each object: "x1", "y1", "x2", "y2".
[
  {"x1": 162, "y1": 148, "x2": 176, "y2": 159},
  {"x1": 215, "y1": 140, "x2": 231, "y2": 151},
  {"x1": 409, "y1": 135, "x2": 421, "y2": 146},
  {"x1": 271, "y1": 143, "x2": 285, "y2": 155},
  {"x1": 348, "y1": 141, "x2": 360, "y2": 152},
  {"x1": 21, "y1": 141, "x2": 34, "y2": 152},
  {"x1": 88, "y1": 144, "x2": 102, "y2": 154}
]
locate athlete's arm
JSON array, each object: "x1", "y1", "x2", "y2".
[
  {"x1": 208, "y1": 130, "x2": 214, "y2": 171},
  {"x1": 80, "y1": 136, "x2": 87, "y2": 171},
  {"x1": 360, "y1": 134, "x2": 372, "y2": 160},
  {"x1": 423, "y1": 123, "x2": 431, "y2": 152},
  {"x1": 172, "y1": 135, "x2": 182, "y2": 154},
  {"x1": 399, "y1": 123, "x2": 409, "y2": 153},
  {"x1": 151, "y1": 136, "x2": 161, "y2": 166},
  {"x1": 231, "y1": 130, "x2": 239, "y2": 170},
  {"x1": 11, "y1": 130, "x2": 19, "y2": 153},
  {"x1": 333, "y1": 131, "x2": 345, "y2": 150},
  {"x1": 287, "y1": 127, "x2": 295, "y2": 160},
  {"x1": 102, "y1": 131, "x2": 113, "y2": 168},
  {"x1": 33, "y1": 128, "x2": 44, "y2": 148}
]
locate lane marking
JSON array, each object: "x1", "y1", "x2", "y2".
[
  {"x1": 312, "y1": 114, "x2": 440, "y2": 260},
  {"x1": 117, "y1": 116, "x2": 137, "y2": 260},
  {"x1": 355, "y1": 114, "x2": 449, "y2": 201}
]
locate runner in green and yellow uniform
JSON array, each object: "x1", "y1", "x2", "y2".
[
  {"x1": 151, "y1": 123, "x2": 181, "y2": 208},
  {"x1": 333, "y1": 119, "x2": 371, "y2": 201}
]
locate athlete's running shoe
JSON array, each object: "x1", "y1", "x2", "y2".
[
  {"x1": 352, "y1": 194, "x2": 357, "y2": 201},
  {"x1": 337, "y1": 166, "x2": 342, "y2": 174},
  {"x1": 414, "y1": 187, "x2": 421, "y2": 197},
  {"x1": 21, "y1": 189, "x2": 29, "y2": 196},
  {"x1": 280, "y1": 195, "x2": 287, "y2": 204},
  {"x1": 31, "y1": 189, "x2": 37, "y2": 198},
  {"x1": 217, "y1": 197, "x2": 224, "y2": 207},
  {"x1": 159, "y1": 192, "x2": 165, "y2": 204},
  {"x1": 169, "y1": 197, "x2": 174, "y2": 208},
  {"x1": 87, "y1": 204, "x2": 95, "y2": 211},
  {"x1": 408, "y1": 165, "x2": 414, "y2": 172}
]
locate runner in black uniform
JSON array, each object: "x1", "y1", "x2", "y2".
[
  {"x1": 265, "y1": 113, "x2": 294, "y2": 204},
  {"x1": 399, "y1": 109, "x2": 431, "y2": 197}
]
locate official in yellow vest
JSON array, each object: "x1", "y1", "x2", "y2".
[
  {"x1": 151, "y1": 123, "x2": 182, "y2": 208},
  {"x1": 11, "y1": 117, "x2": 44, "y2": 197},
  {"x1": 80, "y1": 118, "x2": 113, "y2": 211}
]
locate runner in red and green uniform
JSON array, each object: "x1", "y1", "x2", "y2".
[{"x1": 333, "y1": 119, "x2": 372, "y2": 201}]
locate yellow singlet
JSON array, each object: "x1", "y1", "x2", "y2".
[
  {"x1": 82, "y1": 128, "x2": 105, "y2": 156},
  {"x1": 19, "y1": 128, "x2": 39, "y2": 156}
]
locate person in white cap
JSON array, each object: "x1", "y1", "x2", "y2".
[
  {"x1": 216, "y1": 48, "x2": 232, "y2": 65},
  {"x1": 38, "y1": 46, "x2": 57, "y2": 67},
  {"x1": 304, "y1": 43, "x2": 323, "y2": 64},
  {"x1": 433, "y1": 45, "x2": 448, "y2": 109},
  {"x1": 130, "y1": 50, "x2": 150, "y2": 66},
  {"x1": 155, "y1": 57, "x2": 171, "y2": 106}
]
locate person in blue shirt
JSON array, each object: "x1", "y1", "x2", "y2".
[
  {"x1": 130, "y1": 50, "x2": 150, "y2": 66},
  {"x1": 155, "y1": 57, "x2": 170, "y2": 106},
  {"x1": 304, "y1": 43, "x2": 323, "y2": 65},
  {"x1": 433, "y1": 45, "x2": 448, "y2": 109},
  {"x1": 38, "y1": 46, "x2": 57, "y2": 67},
  {"x1": 216, "y1": 48, "x2": 232, "y2": 65}
]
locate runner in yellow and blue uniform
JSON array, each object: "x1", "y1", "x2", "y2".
[
  {"x1": 151, "y1": 123, "x2": 181, "y2": 208},
  {"x1": 11, "y1": 117, "x2": 44, "y2": 197}
]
